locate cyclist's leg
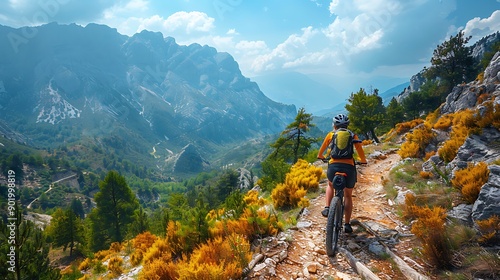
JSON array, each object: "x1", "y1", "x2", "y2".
[
  {"x1": 340, "y1": 164, "x2": 356, "y2": 226},
  {"x1": 323, "y1": 164, "x2": 338, "y2": 216},
  {"x1": 321, "y1": 180, "x2": 333, "y2": 217},
  {"x1": 344, "y1": 187, "x2": 353, "y2": 224},
  {"x1": 325, "y1": 180, "x2": 333, "y2": 208}
]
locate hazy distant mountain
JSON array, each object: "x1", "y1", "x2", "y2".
[
  {"x1": 251, "y1": 72, "x2": 341, "y2": 114},
  {"x1": 0, "y1": 23, "x2": 296, "y2": 173},
  {"x1": 379, "y1": 82, "x2": 410, "y2": 105}
]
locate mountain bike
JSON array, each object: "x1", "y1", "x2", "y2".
[
  {"x1": 325, "y1": 169, "x2": 348, "y2": 256},
  {"x1": 322, "y1": 155, "x2": 364, "y2": 257}
]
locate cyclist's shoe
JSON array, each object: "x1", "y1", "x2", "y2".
[
  {"x1": 344, "y1": 223, "x2": 353, "y2": 233},
  {"x1": 321, "y1": 207, "x2": 329, "y2": 217}
]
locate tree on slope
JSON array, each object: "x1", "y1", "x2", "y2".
[
  {"x1": 385, "y1": 97, "x2": 405, "y2": 128},
  {"x1": 426, "y1": 30, "x2": 475, "y2": 93},
  {"x1": 345, "y1": 88, "x2": 385, "y2": 143},
  {"x1": 48, "y1": 207, "x2": 85, "y2": 257},
  {"x1": 0, "y1": 206, "x2": 60, "y2": 279},
  {"x1": 259, "y1": 108, "x2": 317, "y2": 191},
  {"x1": 89, "y1": 170, "x2": 139, "y2": 250},
  {"x1": 270, "y1": 107, "x2": 316, "y2": 164}
]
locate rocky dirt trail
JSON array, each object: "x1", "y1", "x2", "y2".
[{"x1": 264, "y1": 152, "x2": 430, "y2": 280}]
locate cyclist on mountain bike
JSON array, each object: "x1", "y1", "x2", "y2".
[{"x1": 317, "y1": 113, "x2": 367, "y2": 233}]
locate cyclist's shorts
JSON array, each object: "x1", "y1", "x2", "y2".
[{"x1": 327, "y1": 163, "x2": 357, "y2": 188}]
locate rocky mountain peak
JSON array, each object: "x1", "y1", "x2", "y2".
[{"x1": 0, "y1": 23, "x2": 296, "y2": 174}]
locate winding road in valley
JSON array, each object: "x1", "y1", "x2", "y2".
[{"x1": 26, "y1": 174, "x2": 77, "y2": 209}]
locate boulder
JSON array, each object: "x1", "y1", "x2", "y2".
[
  {"x1": 422, "y1": 155, "x2": 445, "y2": 177},
  {"x1": 448, "y1": 128, "x2": 500, "y2": 173},
  {"x1": 472, "y1": 165, "x2": 500, "y2": 222},
  {"x1": 394, "y1": 187, "x2": 415, "y2": 205},
  {"x1": 440, "y1": 85, "x2": 478, "y2": 115},
  {"x1": 484, "y1": 51, "x2": 500, "y2": 84},
  {"x1": 447, "y1": 204, "x2": 473, "y2": 226}
]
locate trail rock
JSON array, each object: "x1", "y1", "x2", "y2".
[
  {"x1": 422, "y1": 155, "x2": 445, "y2": 177},
  {"x1": 368, "y1": 241, "x2": 385, "y2": 257},
  {"x1": 305, "y1": 262, "x2": 320, "y2": 274},
  {"x1": 369, "y1": 151, "x2": 387, "y2": 160},
  {"x1": 447, "y1": 204, "x2": 473, "y2": 226},
  {"x1": 394, "y1": 188, "x2": 415, "y2": 205}
]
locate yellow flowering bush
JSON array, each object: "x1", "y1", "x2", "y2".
[{"x1": 271, "y1": 159, "x2": 322, "y2": 208}]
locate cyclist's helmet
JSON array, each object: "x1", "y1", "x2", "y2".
[{"x1": 333, "y1": 114, "x2": 349, "y2": 128}]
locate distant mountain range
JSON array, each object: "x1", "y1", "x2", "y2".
[
  {"x1": 253, "y1": 70, "x2": 411, "y2": 115},
  {"x1": 0, "y1": 23, "x2": 296, "y2": 175},
  {"x1": 251, "y1": 72, "x2": 342, "y2": 114}
]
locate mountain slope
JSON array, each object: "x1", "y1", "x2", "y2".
[{"x1": 0, "y1": 23, "x2": 296, "y2": 175}]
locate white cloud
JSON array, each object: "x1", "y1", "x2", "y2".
[
  {"x1": 322, "y1": 0, "x2": 405, "y2": 56},
  {"x1": 121, "y1": 11, "x2": 215, "y2": 39},
  {"x1": 104, "y1": 0, "x2": 149, "y2": 20},
  {"x1": 226, "y1": 28, "x2": 238, "y2": 35},
  {"x1": 329, "y1": 0, "x2": 401, "y2": 16},
  {"x1": 328, "y1": 0, "x2": 341, "y2": 14},
  {"x1": 209, "y1": 35, "x2": 234, "y2": 48},
  {"x1": 162, "y1": 11, "x2": 214, "y2": 34},
  {"x1": 8, "y1": 0, "x2": 29, "y2": 10},
  {"x1": 251, "y1": 26, "x2": 318, "y2": 72},
  {"x1": 463, "y1": 10, "x2": 500, "y2": 43},
  {"x1": 125, "y1": 0, "x2": 149, "y2": 11},
  {"x1": 356, "y1": 29, "x2": 383, "y2": 51},
  {"x1": 323, "y1": 14, "x2": 385, "y2": 55},
  {"x1": 353, "y1": 0, "x2": 402, "y2": 15},
  {"x1": 283, "y1": 51, "x2": 330, "y2": 68},
  {"x1": 135, "y1": 15, "x2": 165, "y2": 32}
]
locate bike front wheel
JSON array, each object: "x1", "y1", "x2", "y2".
[{"x1": 325, "y1": 196, "x2": 343, "y2": 256}]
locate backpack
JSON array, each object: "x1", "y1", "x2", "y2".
[{"x1": 329, "y1": 128, "x2": 354, "y2": 159}]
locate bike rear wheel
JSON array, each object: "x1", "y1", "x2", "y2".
[{"x1": 326, "y1": 196, "x2": 343, "y2": 256}]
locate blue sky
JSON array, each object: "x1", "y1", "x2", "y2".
[{"x1": 1, "y1": 0, "x2": 499, "y2": 104}]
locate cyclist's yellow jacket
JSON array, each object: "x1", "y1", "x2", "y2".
[{"x1": 317, "y1": 131, "x2": 367, "y2": 165}]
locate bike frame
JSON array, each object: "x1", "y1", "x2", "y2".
[{"x1": 325, "y1": 171, "x2": 347, "y2": 256}]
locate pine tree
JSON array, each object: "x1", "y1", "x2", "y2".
[
  {"x1": 128, "y1": 206, "x2": 150, "y2": 237},
  {"x1": 385, "y1": 97, "x2": 405, "y2": 127},
  {"x1": 259, "y1": 108, "x2": 316, "y2": 191},
  {"x1": 149, "y1": 207, "x2": 170, "y2": 237},
  {"x1": 215, "y1": 170, "x2": 239, "y2": 204},
  {"x1": 70, "y1": 198, "x2": 85, "y2": 219},
  {"x1": 345, "y1": 88, "x2": 385, "y2": 143},
  {"x1": 47, "y1": 208, "x2": 85, "y2": 256},
  {"x1": 427, "y1": 30, "x2": 475, "y2": 92},
  {"x1": 89, "y1": 170, "x2": 139, "y2": 251},
  {"x1": 167, "y1": 193, "x2": 188, "y2": 221},
  {"x1": 0, "y1": 206, "x2": 61, "y2": 279},
  {"x1": 270, "y1": 107, "x2": 316, "y2": 164}
]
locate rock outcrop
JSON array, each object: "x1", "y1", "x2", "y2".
[
  {"x1": 472, "y1": 165, "x2": 500, "y2": 222},
  {"x1": 421, "y1": 51, "x2": 500, "y2": 224}
]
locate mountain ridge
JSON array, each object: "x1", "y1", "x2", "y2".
[{"x1": 0, "y1": 22, "x2": 297, "y2": 175}]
